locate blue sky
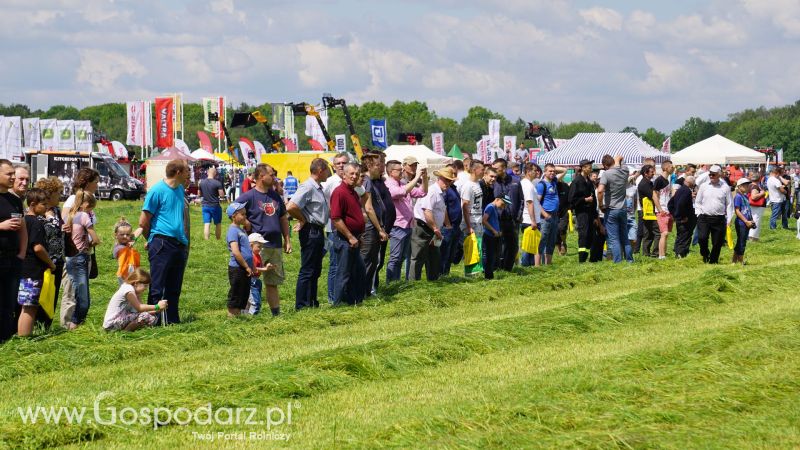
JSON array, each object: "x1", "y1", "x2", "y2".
[{"x1": 1, "y1": 0, "x2": 799, "y2": 133}]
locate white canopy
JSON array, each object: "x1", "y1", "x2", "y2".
[
  {"x1": 384, "y1": 144, "x2": 452, "y2": 172},
  {"x1": 671, "y1": 134, "x2": 766, "y2": 165},
  {"x1": 191, "y1": 149, "x2": 223, "y2": 162}
]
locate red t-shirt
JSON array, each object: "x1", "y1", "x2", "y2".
[
  {"x1": 330, "y1": 183, "x2": 365, "y2": 236},
  {"x1": 241, "y1": 177, "x2": 253, "y2": 193}
]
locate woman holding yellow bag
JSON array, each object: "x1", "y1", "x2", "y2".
[{"x1": 34, "y1": 177, "x2": 65, "y2": 329}]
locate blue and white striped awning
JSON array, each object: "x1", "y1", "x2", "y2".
[{"x1": 538, "y1": 133, "x2": 668, "y2": 166}]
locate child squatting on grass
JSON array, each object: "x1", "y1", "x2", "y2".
[
  {"x1": 226, "y1": 203, "x2": 274, "y2": 317},
  {"x1": 112, "y1": 217, "x2": 143, "y2": 285},
  {"x1": 17, "y1": 189, "x2": 57, "y2": 337},
  {"x1": 102, "y1": 268, "x2": 167, "y2": 332}
]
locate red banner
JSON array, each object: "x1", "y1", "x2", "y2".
[
  {"x1": 197, "y1": 131, "x2": 213, "y2": 153},
  {"x1": 155, "y1": 97, "x2": 174, "y2": 148}
]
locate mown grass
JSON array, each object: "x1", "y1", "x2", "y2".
[{"x1": 0, "y1": 200, "x2": 798, "y2": 449}]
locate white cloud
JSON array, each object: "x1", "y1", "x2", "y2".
[
  {"x1": 740, "y1": 0, "x2": 800, "y2": 37},
  {"x1": 75, "y1": 49, "x2": 147, "y2": 91},
  {"x1": 580, "y1": 7, "x2": 623, "y2": 31}
]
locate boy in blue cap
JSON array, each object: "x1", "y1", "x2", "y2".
[
  {"x1": 225, "y1": 202, "x2": 252, "y2": 317},
  {"x1": 482, "y1": 195, "x2": 510, "y2": 280}
]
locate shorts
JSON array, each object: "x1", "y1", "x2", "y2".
[
  {"x1": 260, "y1": 246, "x2": 285, "y2": 286},
  {"x1": 105, "y1": 309, "x2": 157, "y2": 331},
  {"x1": 227, "y1": 265, "x2": 251, "y2": 309},
  {"x1": 202, "y1": 205, "x2": 222, "y2": 224},
  {"x1": 17, "y1": 278, "x2": 42, "y2": 306},
  {"x1": 657, "y1": 212, "x2": 674, "y2": 233}
]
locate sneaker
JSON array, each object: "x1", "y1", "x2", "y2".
[{"x1": 658, "y1": 256, "x2": 666, "y2": 260}]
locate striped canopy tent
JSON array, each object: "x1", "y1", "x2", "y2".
[{"x1": 539, "y1": 133, "x2": 669, "y2": 166}]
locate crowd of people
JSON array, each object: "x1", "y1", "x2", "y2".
[{"x1": 0, "y1": 152, "x2": 797, "y2": 340}]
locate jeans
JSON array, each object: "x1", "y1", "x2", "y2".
[
  {"x1": 386, "y1": 226, "x2": 412, "y2": 282},
  {"x1": 63, "y1": 252, "x2": 90, "y2": 325},
  {"x1": 0, "y1": 258, "x2": 21, "y2": 342},
  {"x1": 440, "y1": 226, "x2": 461, "y2": 276},
  {"x1": 409, "y1": 222, "x2": 441, "y2": 281},
  {"x1": 326, "y1": 233, "x2": 338, "y2": 304},
  {"x1": 331, "y1": 233, "x2": 366, "y2": 305},
  {"x1": 605, "y1": 208, "x2": 632, "y2": 262},
  {"x1": 697, "y1": 214, "x2": 726, "y2": 263},
  {"x1": 538, "y1": 213, "x2": 559, "y2": 257},
  {"x1": 249, "y1": 277, "x2": 262, "y2": 314},
  {"x1": 734, "y1": 221, "x2": 749, "y2": 256},
  {"x1": 770, "y1": 201, "x2": 787, "y2": 229},
  {"x1": 373, "y1": 241, "x2": 388, "y2": 294},
  {"x1": 482, "y1": 234, "x2": 499, "y2": 279},
  {"x1": 520, "y1": 223, "x2": 536, "y2": 267},
  {"x1": 360, "y1": 226, "x2": 381, "y2": 296},
  {"x1": 296, "y1": 224, "x2": 325, "y2": 310},
  {"x1": 147, "y1": 236, "x2": 188, "y2": 324}
]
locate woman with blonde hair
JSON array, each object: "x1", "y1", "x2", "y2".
[
  {"x1": 33, "y1": 176, "x2": 65, "y2": 329},
  {"x1": 60, "y1": 190, "x2": 100, "y2": 330}
]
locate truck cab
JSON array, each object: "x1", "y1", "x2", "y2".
[{"x1": 26, "y1": 150, "x2": 145, "y2": 200}]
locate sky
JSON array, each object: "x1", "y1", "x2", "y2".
[{"x1": 1, "y1": 0, "x2": 799, "y2": 133}]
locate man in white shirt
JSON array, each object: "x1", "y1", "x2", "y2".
[
  {"x1": 408, "y1": 167, "x2": 455, "y2": 281},
  {"x1": 519, "y1": 162, "x2": 542, "y2": 266},
  {"x1": 694, "y1": 165, "x2": 729, "y2": 263},
  {"x1": 767, "y1": 166, "x2": 789, "y2": 229},
  {"x1": 461, "y1": 160, "x2": 485, "y2": 276}
]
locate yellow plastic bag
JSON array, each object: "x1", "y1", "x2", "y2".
[
  {"x1": 568, "y1": 210, "x2": 574, "y2": 232},
  {"x1": 463, "y1": 232, "x2": 480, "y2": 266},
  {"x1": 40, "y1": 269, "x2": 56, "y2": 319},
  {"x1": 521, "y1": 227, "x2": 541, "y2": 254},
  {"x1": 726, "y1": 225, "x2": 734, "y2": 249}
]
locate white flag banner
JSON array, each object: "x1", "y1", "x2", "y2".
[
  {"x1": 22, "y1": 118, "x2": 40, "y2": 149},
  {"x1": 0, "y1": 117, "x2": 6, "y2": 160},
  {"x1": 55, "y1": 120, "x2": 75, "y2": 151},
  {"x1": 74, "y1": 120, "x2": 93, "y2": 152},
  {"x1": 126, "y1": 101, "x2": 152, "y2": 146},
  {"x1": 253, "y1": 141, "x2": 267, "y2": 158},
  {"x1": 304, "y1": 107, "x2": 328, "y2": 148},
  {"x1": 4, "y1": 117, "x2": 23, "y2": 162},
  {"x1": 40, "y1": 119, "x2": 57, "y2": 150},
  {"x1": 174, "y1": 138, "x2": 191, "y2": 156},
  {"x1": 479, "y1": 135, "x2": 491, "y2": 164},
  {"x1": 111, "y1": 141, "x2": 129, "y2": 159},
  {"x1": 503, "y1": 136, "x2": 516, "y2": 160},
  {"x1": 284, "y1": 105, "x2": 295, "y2": 138},
  {"x1": 431, "y1": 132, "x2": 444, "y2": 155},
  {"x1": 488, "y1": 119, "x2": 501, "y2": 149},
  {"x1": 335, "y1": 134, "x2": 347, "y2": 152},
  {"x1": 202, "y1": 97, "x2": 224, "y2": 138}
]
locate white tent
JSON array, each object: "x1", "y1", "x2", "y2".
[
  {"x1": 384, "y1": 144, "x2": 452, "y2": 172},
  {"x1": 191, "y1": 149, "x2": 223, "y2": 162},
  {"x1": 538, "y1": 133, "x2": 669, "y2": 166},
  {"x1": 671, "y1": 134, "x2": 766, "y2": 165}
]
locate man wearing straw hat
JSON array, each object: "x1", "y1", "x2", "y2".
[{"x1": 409, "y1": 167, "x2": 456, "y2": 281}]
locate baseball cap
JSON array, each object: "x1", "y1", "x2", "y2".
[
  {"x1": 736, "y1": 177, "x2": 752, "y2": 186},
  {"x1": 501, "y1": 195, "x2": 512, "y2": 205},
  {"x1": 709, "y1": 165, "x2": 722, "y2": 173},
  {"x1": 579, "y1": 159, "x2": 594, "y2": 167},
  {"x1": 403, "y1": 156, "x2": 419, "y2": 165},
  {"x1": 226, "y1": 202, "x2": 246, "y2": 218},
  {"x1": 248, "y1": 233, "x2": 268, "y2": 244}
]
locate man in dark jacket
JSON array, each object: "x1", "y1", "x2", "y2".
[
  {"x1": 672, "y1": 175, "x2": 696, "y2": 258},
  {"x1": 568, "y1": 159, "x2": 596, "y2": 263},
  {"x1": 492, "y1": 158, "x2": 522, "y2": 271}
]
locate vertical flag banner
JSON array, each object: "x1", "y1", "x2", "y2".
[
  {"x1": 3, "y1": 117, "x2": 23, "y2": 162},
  {"x1": 370, "y1": 119, "x2": 387, "y2": 149},
  {"x1": 202, "y1": 97, "x2": 225, "y2": 138},
  {"x1": 481, "y1": 135, "x2": 491, "y2": 163},
  {"x1": 155, "y1": 97, "x2": 175, "y2": 148},
  {"x1": 173, "y1": 139, "x2": 191, "y2": 156},
  {"x1": 74, "y1": 120, "x2": 93, "y2": 152},
  {"x1": 254, "y1": 141, "x2": 269, "y2": 157},
  {"x1": 431, "y1": 132, "x2": 444, "y2": 155},
  {"x1": 305, "y1": 108, "x2": 328, "y2": 148},
  {"x1": 284, "y1": 105, "x2": 295, "y2": 138},
  {"x1": 23, "y1": 118, "x2": 41, "y2": 149},
  {"x1": 0, "y1": 117, "x2": 6, "y2": 160},
  {"x1": 503, "y1": 136, "x2": 516, "y2": 159},
  {"x1": 661, "y1": 136, "x2": 671, "y2": 153},
  {"x1": 271, "y1": 104, "x2": 286, "y2": 131},
  {"x1": 488, "y1": 119, "x2": 501, "y2": 148},
  {"x1": 196, "y1": 131, "x2": 214, "y2": 153},
  {"x1": 56, "y1": 120, "x2": 75, "y2": 151},
  {"x1": 126, "y1": 101, "x2": 152, "y2": 147},
  {"x1": 173, "y1": 93, "x2": 183, "y2": 137},
  {"x1": 335, "y1": 134, "x2": 347, "y2": 152},
  {"x1": 40, "y1": 119, "x2": 57, "y2": 150}
]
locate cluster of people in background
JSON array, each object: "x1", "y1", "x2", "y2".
[{"x1": 1, "y1": 151, "x2": 798, "y2": 341}]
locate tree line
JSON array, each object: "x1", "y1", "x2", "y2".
[{"x1": 1, "y1": 99, "x2": 798, "y2": 162}]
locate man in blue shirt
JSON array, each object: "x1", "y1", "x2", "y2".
[
  {"x1": 235, "y1": 163, "x2": 291, "y2": 316},
  {"x1": 284, "y1": 171, "x2": 299, "y2": 201},
  {"x1": 536, "y1": 163, "x2": 561, "y2": 265},
  {"x1": 481, "y1": 195, "x2": 510, "y2": 279},
  {"x1": 441, "y1": 163, "x2": 462, "y2": 276},
  {"x1": 139, "y1": 159, "x2": 190, "y2": 325}
]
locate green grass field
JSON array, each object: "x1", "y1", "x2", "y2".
[{"x1": 1, "y1": 200, "x2": 799, "y2": 449}]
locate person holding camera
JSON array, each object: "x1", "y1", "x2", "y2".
[{"x1": 733, "y1": 178, "x2": 756, "y2": 264}]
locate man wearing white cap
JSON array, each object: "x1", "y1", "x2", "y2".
[
  {"x1": 409, "y1": 167, "x2": 454, "y2": 281},
  {"x1": 694, "y1": 164, "x2": 729, "y2": 264}
]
